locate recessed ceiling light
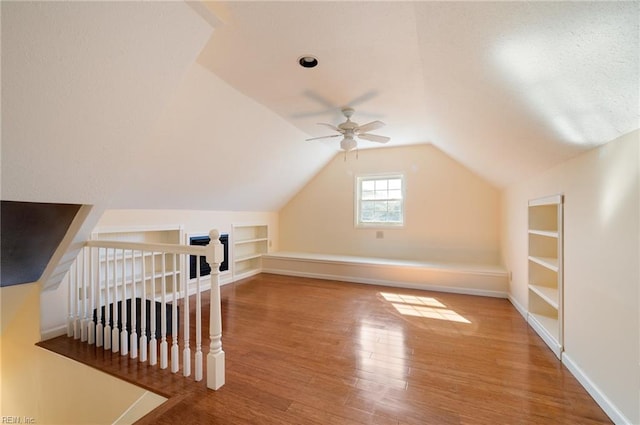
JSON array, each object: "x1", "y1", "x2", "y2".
[{"x1": 298, "y1": 55, "x2": 318, "y2": 68}]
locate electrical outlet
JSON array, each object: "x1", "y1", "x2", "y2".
[{"x1": 376, "y1": 231, "x2": 384, "y2": 239}]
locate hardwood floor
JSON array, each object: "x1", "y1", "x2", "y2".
[{"x1": 38, "y1": 274, "x2": 612, "y2": 424}]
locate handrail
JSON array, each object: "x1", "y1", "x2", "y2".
[{"x1": 85, "y1": 239, "x2": 208, "y2": 256}]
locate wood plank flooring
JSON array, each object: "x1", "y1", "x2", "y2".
[{"x1": 38, "y1": 273, "x2": 612, "y2": 424}]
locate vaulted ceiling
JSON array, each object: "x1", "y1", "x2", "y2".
[
  {"x1": 2, "y1": 1, "x2": 638, "y2": 213},
  {"x1": 198, "y1": 1, "x2": 639, "y2": 186}
]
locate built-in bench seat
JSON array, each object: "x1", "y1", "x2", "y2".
[{"x1": 261, "y1": 252, "x2": 508, "y2": 298}]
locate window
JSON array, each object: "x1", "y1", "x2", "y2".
[{"x1": 356, "y1": 175, "x2": 404, "y2": 227}]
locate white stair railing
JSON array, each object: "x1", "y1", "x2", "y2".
[{"x1": 65, "y1": 229, "x2": 225, "y2": 390}]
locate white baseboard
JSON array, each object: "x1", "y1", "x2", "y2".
[
  {"x1": 41, "y1": 325, "x2": 67, "y2": 341},
  {"x1": 262, "y1": 268, "x2": 507, "y2": 298},
  {"x1": 527, "y1": 313, "x2": 562, "y2": 359},
  {"x1": 232, "y1": 269, "x2": 262, "y2": 282},
  {"x1": 220, "y1": 273, "x2": 233, "y2": 286},
  {"x1": 507, "y1": 294, "x2": 528, "y2": 320},
  {"x1": 509, "y1": 294, "x2": 632, "y2": 424},
  {"x1": 562, "y1": 353, "x2": 632, "y2": 425}
]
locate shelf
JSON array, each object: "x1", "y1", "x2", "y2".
[
  {"x1": 232, "y1": 224, "x2": 268, "y2": 281},
  {"x1": 233, "y1": 225, "x2": 268, "y2": 240},
  {"x1": 234, "y1": 237, "x2": 268, "y2": 245},
  {"x1": 528, "y1": 256, "x2": 558, "y2": 272},
  {"x1": 528, "y1": 195, "x2": 563, "y2": 207},
  {"x1": 529, "y1": 285, "x2": 559, "y2": 310},
  {"x1": 528, "y1": 229, "x2": 558, "y2": 238},
  {"x1": 527, "y1": 194, "x2": 563, "y2": 359},
  {"x1": 234, "y1": 253, "x2": 263, "y2": 262},
  {"x1": 233, "y1": 256, "x2": 262, "y2": 281}
]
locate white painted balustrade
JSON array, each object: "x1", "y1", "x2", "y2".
[{"x1": 66, "y1": 229, "x2": 225, "y2": 390}]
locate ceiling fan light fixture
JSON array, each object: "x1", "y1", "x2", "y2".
[
  {"x1": 298, "y1": 55, "x2": 318, "y2": 68},
  {"x1": 340, "y1": 136, "x2": 357, "y2": 152}
]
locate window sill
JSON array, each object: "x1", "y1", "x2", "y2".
[{"x1": 356, "y1": 223, "x2": 404, "y2": 229}]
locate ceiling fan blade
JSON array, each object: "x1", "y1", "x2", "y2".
[
  {"x1": 358, "y1": 133, "x2": 390, "y2": 143},
  {"x1": 306, "y1": 134, "x2": 342, "y2": 141},
  {"x1": 343, "y1": 90, "x2": 378, "y2": 108},
  {"x1": 317, "y1": 122, "x2": 342, "y2": 132},
  {"x1": 357, "y1": 120, "x2": 385, "y2": 133},
  {"x1": 292, "y1": 90, "x2": 340, "y2": 119},
  {"x1": 304, "y1": 90, "x2": 339, "y2": 110}
]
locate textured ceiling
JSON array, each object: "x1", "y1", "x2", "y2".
[
  {"x1": 2, "y1": 1, "x2": 638, "y2": 215},
  {"x1": 199, "y1": 1, "x2": 639, "y2": 187}
]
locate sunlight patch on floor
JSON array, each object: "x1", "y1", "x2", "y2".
[
  {"x1": 380, "y1": 292, "x2": 445, "y2": 308},
  {"x1": 380, "y1": 292, "x2": 471, "y2": 324}
]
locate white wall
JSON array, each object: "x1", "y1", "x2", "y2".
[
  {"x1": 501, "y1": 130, "x2": 639, "y2": 424},
  {"x1": 279, "y1": 144, "x2": 501, "y2": 265},
  {"x1": 107, "y1": 61, "x2": 335, "y2": 211},
  {"x1": 1, "y1": 1, "x2": 212, "y2": 206}
]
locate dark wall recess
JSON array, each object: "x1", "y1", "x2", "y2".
[{"x1": 1, "y1": 201, "x2": 81, "y2": 287}]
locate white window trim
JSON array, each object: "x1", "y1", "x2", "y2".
[{"x1": 355, "y1": 173, "x2": 405, "y2": 228}]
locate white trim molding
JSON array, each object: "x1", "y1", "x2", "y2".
[
  {"x1": 508, "y1": 294, "x2": 528, "y2": 319},
  {"x1": 562, "y1": 353, "x2": 632, "y2": 425},
  {"x1": 41, "y1": 324, "x2": 68, "y2": 341}
]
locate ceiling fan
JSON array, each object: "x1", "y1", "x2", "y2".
[{"x1": 306, "y1": 107, "x2": 390, "y2": 151}]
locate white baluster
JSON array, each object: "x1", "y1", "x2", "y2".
[
  {"x1": 111, "y1": 249, "x2": 120, "y2": 353},
  {"x1": 194, "y1": 258, "x2": 202, "y2": 382},
  {"x1": 207, "y1": 229, "x2": 225, "y2": 390},
  {"x1": 120, "y1": 249, "x2": 129, "y2": 356},
  {"x1": 160, "y1": 255, "x2": 168, "y2": 369},
  {"x1": 171, "y1": 253, "x2": 179, "y2": 373},
  {"x1": 80, "y1": 249, "x2": 88, "y2": 342},
  {"x1": 183, "y1": 253, "x2": 191, "y2": 378},
  {"x1": 67, "y1": 271, "x2": 74, "y2": 337},
  {"x1": 88, "y1": 246, "x2": 96, "y2": 345},
  {"x1": 139, "y1": 250, "x2": 148, "y2": 363},
  {"x1": 96, "y1": 247, "x2": 104, "y2": 348},
  {"x1": 130, "y1": 249, "x2": 138, "y2": 359},
  {"x1": 104, "y1": 248, "x2": 112, "y2": 351},
  {"x1": 73, "y1": 259, "x2": 81, "y2": 340},
  {"x1": 149, "y1": 253, "x2": 157, "y2": 366}
]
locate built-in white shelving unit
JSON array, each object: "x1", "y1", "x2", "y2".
[
  {"x1": 91, "y1": 225, "x2": 184, "y2": 300},
  {"x1": 527, "y1": 195, "x2": 563, "y2": 359},
  {"x1": 232, "y1": 224, "x2": 268, "y2": 281}
]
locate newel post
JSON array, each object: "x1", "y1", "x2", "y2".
[{"x1": 206, "y1": 229, "x2": 225, "y2": 390}]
